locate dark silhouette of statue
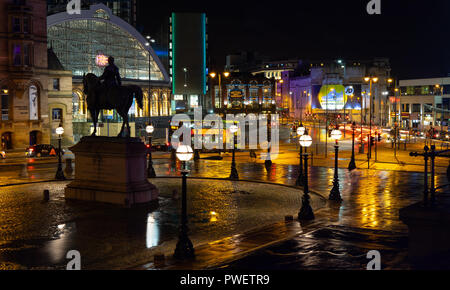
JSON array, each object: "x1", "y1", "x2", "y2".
[
  {"x1": 82, "y1": 70, "x2": 143, "y2": 137},
  {"x1": 99, "y1": 56, "x2": 122, "y2": 88}
]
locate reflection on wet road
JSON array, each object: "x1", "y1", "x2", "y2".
[{"x1": 0, "y1": 155, "x2": 448, "y2": 269}]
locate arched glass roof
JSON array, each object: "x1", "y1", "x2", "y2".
[{"x1": 47, "y1": 4, "x2": 169, "y2": 83}]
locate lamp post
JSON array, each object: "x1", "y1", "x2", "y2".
[
  {"x1": 348, "y1": 121, "x2": 357, "y2": 171},
  {"x1": 174, "y1": 144, "x2": 195, "y2": 259},
  {"x1": 298, "y1": 130, "x2": 314, "y2": 220},
  {"x1": 55, "y1": 124, "x2": 65, "y2": 180},
  {"x1": 295, "y1": 123, "x2": 305, "y2": 186},
  {"x1": 329, "y1": 126, "x2": 343, "y2": 201},
  {"x1": 209, "y1": 72, "x2": 230, "y2": 109},
  {"x1": 146, "y1": 124, "x2": 156, "y2": 178},
  {"x1": 364, "y1": 76, "x2": 378, "y2": 159},
  {"x1": 145, "y1": 36, "x2": 156, "y2": 118},
  {"x1": 229, "y1": 124, "x2": 239, "y2": 180}
]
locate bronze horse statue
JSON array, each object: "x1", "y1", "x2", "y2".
[{"x1": 82, "y1": 73, "x2": 143, "y2": 137}]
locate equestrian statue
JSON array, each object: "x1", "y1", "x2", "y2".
[{"x1": 82, "y1": 56, "x2": 143, "y2": 137}]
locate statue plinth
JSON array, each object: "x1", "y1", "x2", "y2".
[{"x1": 65, "y1": 136, "x2": 158, "y2": 206}]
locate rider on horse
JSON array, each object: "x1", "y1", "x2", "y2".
[{"x1": 99, "y1": 56, "x2": 122, "y2": 89}]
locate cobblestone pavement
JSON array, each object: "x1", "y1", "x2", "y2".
[{"x1": 1, "y1": 154, "x2": 449, "y2": 269}]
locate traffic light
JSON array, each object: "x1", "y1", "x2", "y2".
[
  {"x1": 378, "y1": 133, "x2": 381, "y2": 142},
  {"x1": 370, "y1": 136, "x2": 375, "y2": 146}
]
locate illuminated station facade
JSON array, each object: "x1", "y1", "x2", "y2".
[
  {"x1": 47, "y1": 4, "x2": 171, "y2": 141},
  {"x1": 277, "y1": 58, "x2": 393, "y2": 126}
]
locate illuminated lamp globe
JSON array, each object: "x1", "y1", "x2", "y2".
[
  {"x1": 146, "y1": 125, "x2": 154, "y2": 134},
  {"x1": 56, "y1": 125, "x2": 64, "y2": 136},
  {"x1": 176, "y1": 145, "x2": 193, "y2": 162},
  {"x1": 230, "y1": 124, "x2": 239, "y2": 134},
  {"x1": 299, "y1": 134, "x2": 312, "y2": 148},
  {"x1": 297, "y1": 125, "x2": 305, "y2": 136},
  {"x1": 331, "y1": 129, "x2": 342, "y2": 141}
]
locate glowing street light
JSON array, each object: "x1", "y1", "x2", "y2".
[
  {"x1": 298, "y1": 130, "x2": 314, "y2": 220},
  {"x1": 329, "y1": 126, "x2": 343, "y2": 202},
  {"x1": 296, "y1": 123, "x2": 306, "y2": 186},
  {"x1": 146, "y1": 124, "x2": 156, "y2": 178},
  {"x1": 229, "y1": 124, "x2": 239, "y2": 180},
  {"x1": 174, "y1": 144, "x2": 195, "y2": 259},
  {"x1": 55, "y1": 123, "x2": 65, "y2": 180}
]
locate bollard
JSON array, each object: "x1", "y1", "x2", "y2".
[
  {"x1": 43, "y1": 189, "x2": 50, "y2": 201},
  {"x1": 153, "y1": 254, "x2": 165, "y2": 268},
  {"x1": 65, "y1": 159, "x2": 74, "y2": 175}
]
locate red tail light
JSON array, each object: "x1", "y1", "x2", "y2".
[{"x1": 146, "y1": 144, "x2": 150, "y2": 148}]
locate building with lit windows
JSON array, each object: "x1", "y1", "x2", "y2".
[
  {"x1": 0, "y1": 0, "x2": 74, "y2": 150},
  {"x1": 47, "y1": 4, "x2": 171, "y2": 141},
  {"x1": 278, "y1": 58, "x2": 392, "y2": 126},
  {"x1": 393, "y1": 77, "x2": 450, "y2": 131},
  {"x1": 210, "y1": 72, "x2": 276, "y2": 116}
]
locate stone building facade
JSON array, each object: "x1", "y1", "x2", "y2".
[{"x1": 0, "y1": 0, "x2": 73, "y2": 150}]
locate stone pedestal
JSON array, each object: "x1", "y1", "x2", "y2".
[
  {"x1": 400, "y1": 195, "x2": 450, "y2": 266},
  {"x1": 65, "y1": 136, "x2": 158, "y2": 206}
]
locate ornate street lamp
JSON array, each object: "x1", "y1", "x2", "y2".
[
  {"x1": 55, "y1": 124, "x2": 65, "y2": 180},
  {"x1": 146, "y1": 124, "x2": 156, "y2": 178},
  {"x1": 229, "y1": 124, "x2": 239, "y2": 180},
  {"x1": 295, "y1": 124, "x2": 305, "y2": 186},
  {"x1": 174, "y1": 144, "x2": 195, "y2": 259},
  {"x1": 348, "y1": 121, "x2": 357, "y2": 171},
  {"x1": 298, "y1": 130, "x2": 314, "y2": 220},
  {"x1": 329, "y1": 126, "x2": 343, "y2": 201}
]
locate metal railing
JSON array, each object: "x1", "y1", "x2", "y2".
[{"x1": 410, "y1": 145, "x2": 450, "y2": 206}]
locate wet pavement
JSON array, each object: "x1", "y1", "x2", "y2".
[
  {"x1": 0, "y1": 179, "x2": 324, "y2": 269},
  {"x1": 1, "y1": 142, "x2": 449, "y2": 269},
  {"x1": 218, "y1": 225, "x2": 410, "y2": 270}
]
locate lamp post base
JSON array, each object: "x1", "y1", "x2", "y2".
[
  {"x1": 174, "y1": 229, "x2": 195, "y2": 260},
  {"x1": 298, "y1": 195, "x2": 314, "y2": 221},
  {"x1": 229, "y1": 165, "x2": 239, "y2": 180},
  {"x1": 147, "y1": 163, "x2": 156, "y2": 178},
  {"x1": 348, "y1": 158, "x2": 356, "y2": 171},
  {"x1": 55, "y1": 166, "x2": 66, "y2": 180},
  {"x1": 329, "y1": 183, "x2": 342, "y2": 202}
]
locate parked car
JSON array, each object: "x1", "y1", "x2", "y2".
[
  {"x1": 147, "y1": 140, "x2": 169, "y2": 152},
  {"x1": 26, "y1": 144, "x2": 64, "y2": 157},
  {"x1": 0, "y1": 151, "x2": 5, "y2": 159}
]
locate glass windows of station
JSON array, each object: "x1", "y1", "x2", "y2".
[
  {"x1": 48, "y1": 19, "x2": 164, "y2": 81},
  {"x1": 72, "y1": 91, "x2": 87, "y2": 122},
  {"x1": 161, "y1": 94, "x2": 169, "y2": 116},
  {"x1": 151, "y1": 93, "x2": 159, "y2": 116}
]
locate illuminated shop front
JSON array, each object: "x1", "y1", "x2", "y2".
[{"x1": 47, "y1": 4, "x2": 171, "y2": 141}]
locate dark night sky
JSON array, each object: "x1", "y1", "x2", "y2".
[{"x1": 138, "y1": 0, "x2": 449, "y2": 79}]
